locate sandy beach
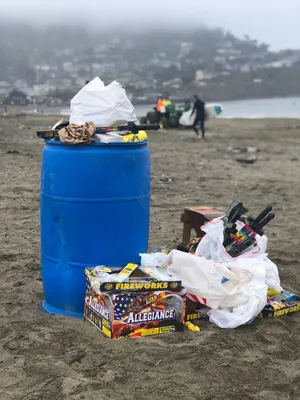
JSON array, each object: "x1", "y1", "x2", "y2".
[{"x1": 0, "y1": 115, "x2": 300, "y2": 400}]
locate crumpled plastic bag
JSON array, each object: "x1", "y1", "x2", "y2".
[
  {"x1": 196, "y1": 218, "x2": 282, "y2": 292},
  {"x1": 70, "y1": 77, "x2": 139, "y2": 127},
  {"x1": 161, "y1": 249, "x2": 268, "y2": 328}
]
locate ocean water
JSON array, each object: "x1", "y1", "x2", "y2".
[
  {"x1": 12, "y1": 96, "x2": 300, "y2": 119},
  {"x1": 131, "y1": 97, "x2": 300, "y2": 119},
  {"x1": 218, "y1": 97, "x2": 300, "y2": 119}
]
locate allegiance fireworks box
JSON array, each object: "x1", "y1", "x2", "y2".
[{"x1": 84, "y1": 267, "x2": 186, "y2": 339}]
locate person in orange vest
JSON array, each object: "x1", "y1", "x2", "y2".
[{"x1": 156, "y1": 96, "x2": 166, "y2": 127}]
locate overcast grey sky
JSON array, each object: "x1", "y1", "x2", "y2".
[{"x1": 0, "y1": 0, "x2": 299, "y2": 50}]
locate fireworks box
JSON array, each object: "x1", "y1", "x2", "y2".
[
  {"x1": 257, "y1": 292, "x2": 300, "y2": 318},
  {"x1": 185, "y1": 299, "x2": 202, "y2": 322},
  {"x1": 84, "y1": 267, "x2": 186, "y2": 339}
]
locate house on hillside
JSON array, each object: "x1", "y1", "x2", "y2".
[
  {"x1": 195, "y1": 70, "x2": 205, "y2": 81},
  {"x1": 3, "y1": 90, "x2": 29, "y2": 105},
  {"x1": 0, "y1": 81, "x2": 11, "y2": 96}
]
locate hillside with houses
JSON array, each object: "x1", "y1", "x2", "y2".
[{"x1": 1, "y1": 20, "x2": 300, "y2": 105}]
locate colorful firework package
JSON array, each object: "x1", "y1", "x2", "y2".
[
  {"x1": 221, "y1": 201, "x2": 275, "y2": 258},
  {"x1": 84, "y1": 263, "x2": 186, "y2": 339},
  {"x1": 258, "y1": 291, "x2": 300, "y2": 318},
  {"x1": 177, "y1": 237, "x2": 202, "y2": 254}
]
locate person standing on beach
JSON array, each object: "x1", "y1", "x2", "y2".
[
  {"x1": 156, "y1": 96, "x2": 166, "y2": 127},
  {"x1": 191, "y1": 95, "x2": 206, "y2": 140},
  {"x1": 163, "y1": 96, "x2": 175, "y2": 124}
]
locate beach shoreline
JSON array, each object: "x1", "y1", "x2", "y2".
[{"x1": 2, "y1": 95, "x2": 300, "y2": 120}]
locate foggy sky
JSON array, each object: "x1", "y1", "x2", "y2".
[{"x1": 0, "y1": 0, "x2": 299, "y2": 50}]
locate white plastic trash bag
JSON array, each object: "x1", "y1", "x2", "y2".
[
  {"x1": 179, "y1": 110, "x2": 195, "y2": 126},
  {"x1": 196, "y1": 218, "x2": 282, "y2": 292},
  {"x1": 70, "y1": 77, "x2": 139, "y2": 127},
  {"x1": 179, "y1": 104, "x2": 223, "y2": 126},
  {"x1": 140, "y1": 252, "x2": 167, "y2": 268},
  {"x1": 161, "y1": 250, "x2": 268, "y2": 328}
]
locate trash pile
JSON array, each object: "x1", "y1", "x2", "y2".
[
  {"x1": 37, "y1": 77, "x2": 299, "y2": 338},
  {"x1": 36, "y1": 77, "x2": 159, "y2": 144},
  {"x1": 37, "y1": 120, "x2": 158, "y2": 144},
  {"x1": 84, "y1": 200, "x2": 299, "y2": 338},
  {"x1": 164, "y1": 201, "x2": 299, "y2": 328}
]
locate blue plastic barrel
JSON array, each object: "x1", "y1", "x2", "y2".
[{"x1": 40, "y1": 141, "x2": 150, "y2": 317}]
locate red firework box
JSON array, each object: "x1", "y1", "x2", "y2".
[{"x1": 84, "y1": 264, "x2": 186, "y2": 339}]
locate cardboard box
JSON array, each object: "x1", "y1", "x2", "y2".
[
  {"x1": 185, "y1": 299, "x2": 202, "y2": 322},
  {"x1": 257, "y1": 293, "x2": 300, "y2": 318},
  {"x1": 84, "y1": 269, "x2": 186, "y2": 339}
]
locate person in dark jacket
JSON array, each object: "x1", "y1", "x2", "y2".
[{"x1": 191, "y1": 95, "x2": 206, "y2": 139}]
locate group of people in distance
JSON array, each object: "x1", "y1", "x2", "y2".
[
  {"x1": 156, "y1": 94, "x2": 206, "y2": 140},
  {"x1": 85, "y1": 80, "x2": 206, "y2": 141}
]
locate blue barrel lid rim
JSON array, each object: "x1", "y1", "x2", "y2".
[{"x1": 44, "y1": 139, "x2": 148, "y2": 147}]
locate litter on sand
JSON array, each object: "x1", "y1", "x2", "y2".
[
  {"x1": 82, "y1": 199, "x2": 299, "y2": 337},
  {"x1": 37, "y1": 78, "x2": 298, "y2": 339}
]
